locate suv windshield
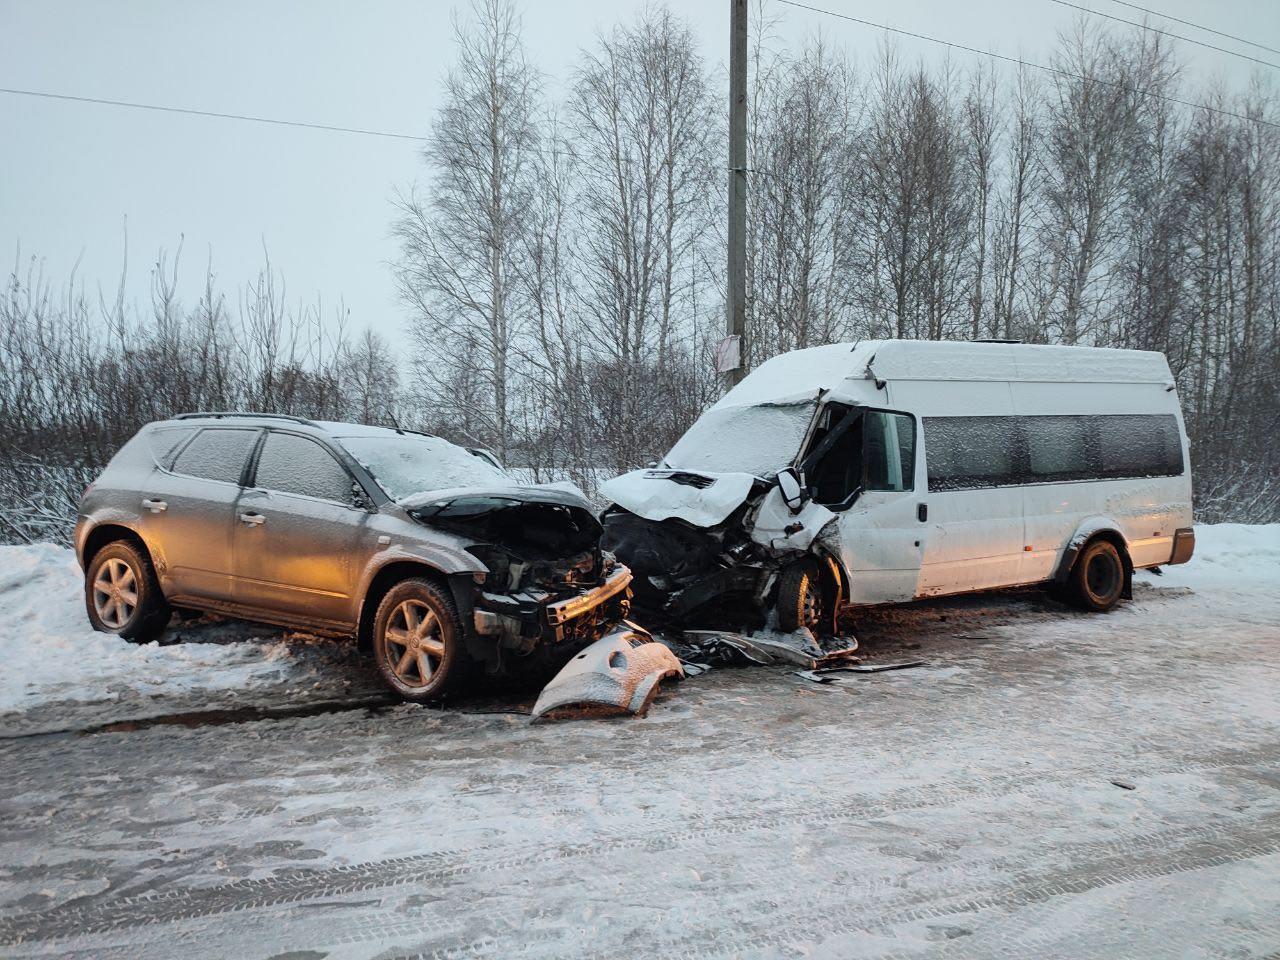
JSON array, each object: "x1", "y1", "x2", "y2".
[
  {"x1": 336, "y1": 434, "x2": 511, "y2": 501},
  {"x1": 663, "y1": 400, "x2": 816, "y2": 477}
]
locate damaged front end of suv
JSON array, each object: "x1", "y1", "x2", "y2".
[{"x1": 402, "y1": 487, "x2": 634, "y2": 676}]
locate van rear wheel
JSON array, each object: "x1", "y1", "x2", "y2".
[{"x1": 1070, "y1": 539, "x2": 1126, "y2": 612}]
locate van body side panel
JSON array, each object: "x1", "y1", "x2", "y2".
[
  {"x1": 888, "y1": 380, "x2": 1026, "y2": 597},
  {"x1": 1013, "y1": 381, "x2": 1193, "y2": 580}
]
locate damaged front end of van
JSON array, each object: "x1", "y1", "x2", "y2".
[
  {"x1": 601, "y1": 344, "x2": 924, "y2": 634},
  {"x1": 600, "y1": 399, "x2": 846, "y2": 634}
]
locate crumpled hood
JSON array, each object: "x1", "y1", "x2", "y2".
[
  {"x1": 398, "y1": 481, "x2": 592, "y2": 512},
  {"x1": 600, "y1": 469, "x2": 758, "y2": 527}
]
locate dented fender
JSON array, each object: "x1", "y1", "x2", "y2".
[{"x1": 748, "y1": 486, "x2": 837, "y2": 554}]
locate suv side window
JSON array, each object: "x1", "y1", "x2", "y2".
[
  {"x1": 254, "y1": 432, "x2": 353, "y2": 503},
  {"x1": 171, "y1": 428, "x2": 259, "y2": 484}
]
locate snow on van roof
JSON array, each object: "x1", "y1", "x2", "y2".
[{"x1": 712, "y1": 340, "x2": 1173, "y2": 409}]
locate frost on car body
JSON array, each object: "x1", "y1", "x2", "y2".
[
  {"x1": 74, "y1": 414, "x2": 634, "y2": 701},
  {"x1": 601, "y1": 339, "x2": 1195, "y2": 632}
]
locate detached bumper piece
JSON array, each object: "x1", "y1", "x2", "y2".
[{"x1": 531, "y1": 623, "x2": 684, "y2": 722}]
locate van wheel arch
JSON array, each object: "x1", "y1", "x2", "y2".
[{"x1": 1059, "y1": 530, "x2": 1134, "y2": 605}]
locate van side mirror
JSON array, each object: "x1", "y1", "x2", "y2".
[{"x1": 777, "y1": 467, "x2": 808, "y2": 514}]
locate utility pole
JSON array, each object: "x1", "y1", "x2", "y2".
[{"x1": 723, "y1": 0, "x2": 748, "y2": 387}]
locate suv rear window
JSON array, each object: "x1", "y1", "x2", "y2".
[{"x1": 171, "y1": 428, "x2": 259, "y2": 485}]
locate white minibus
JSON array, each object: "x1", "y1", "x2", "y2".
[{"x1": 601, "y1": 339, "x2": 1195, "y2": 632}]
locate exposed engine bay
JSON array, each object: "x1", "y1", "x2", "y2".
[{"x1": 408, "y1": 492, "x2": 634, "y2": 673}]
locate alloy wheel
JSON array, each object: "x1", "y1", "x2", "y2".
[
  {"x1": 93, "y1": 558, "x2": 138, "y2": 629},
  {"x1": 383, "y1": 598, "x2": 447, "y2": 687}
]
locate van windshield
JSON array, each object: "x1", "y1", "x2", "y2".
[{"x1": 662, "y1": 401, "x2": 816, "y2": 478}]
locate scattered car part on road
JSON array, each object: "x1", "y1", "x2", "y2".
[
  {"x1": 818, "y1": 660, "x2": 927, "y2": 674},
  {"x1": 530, "y1": 623, "x2": 684, "y2": 721},
  {"x1": 793, "y1": 659, "x2": 928, "y2": 683},
  {"x1": 680, "y1": 627, "x2": 859, "y2": 670}
]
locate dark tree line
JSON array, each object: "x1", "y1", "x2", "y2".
[
  {"x1": 0, "y1": 250, "x2": 399, "y2": 543},
  {"x1": 3, "y1": 0, "x2": 1278, "y2": 544},
  {"x1": 393, "y1": 0, "x2": 1279, "y2": 519}
]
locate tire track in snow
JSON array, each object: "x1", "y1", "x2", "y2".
[{"x1": 3, "y1": 743, "x2": 1278, "y2": 946}]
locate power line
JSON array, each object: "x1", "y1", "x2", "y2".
[
  {"x1": 0, "y1": 87, "x2": 431, "y2": 142},
  {"x1": 772, "y1": 0, "x2": 1280, "y2": 132},
  {"x1": 1105, "y1": 0, "x2": 1280, "y2": 59},
  {"x1": 1046, "y1": 0, "x2": 1280, "y2": 72}
]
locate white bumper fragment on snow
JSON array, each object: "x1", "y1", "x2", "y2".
[{"x1": 530, "y1": 623, "x2": 684, "y2": 721}]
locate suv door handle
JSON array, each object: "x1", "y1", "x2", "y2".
[
  {"x1": 142, "y1": 498, "x2": 168, "y2": 513},
  {"x1": 238, "y1": 512, "x2": 266, "y2": 526},
  {"x1": 917, "y1": 503, "x2": 928, "y2": 522}
]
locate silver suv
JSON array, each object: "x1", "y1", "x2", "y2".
[{"x1": 75, "y1": 413, "x2": 632, "y2": 700}]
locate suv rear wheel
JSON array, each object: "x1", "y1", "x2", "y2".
[
  {"x1": 85, "y1": 540, "x2": 172, "y2": 643},
  {"x1": 372, "y1": 578, "x2": 473, "y2": 701}
]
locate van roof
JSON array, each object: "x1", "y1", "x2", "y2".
[{"x1": 713, "y1": 339, "x2": 1174, "y2": 410}]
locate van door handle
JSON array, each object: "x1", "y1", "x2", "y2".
[
  {"x1": 142, "y1": 498, "x2": 168, "y2": 513},
  {"x1": 917, "y1": 503, "x2": 928, "y2": 522},
  {"x1": 238, "y1": 512, "x2": 266, "y2": 526}
]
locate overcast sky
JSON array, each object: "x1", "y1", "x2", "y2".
[{"x1": 2, "y1": 0, "x2": 1276, "y2": 348}]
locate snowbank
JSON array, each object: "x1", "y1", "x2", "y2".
[
  {"x1": 0, "y1": 543, "x2": 322, "y2": 715},
  {"x1": 1135, "y1": 522, "x2": 1280, "y2": 596}
]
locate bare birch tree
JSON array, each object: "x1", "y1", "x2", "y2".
[{"x1": 393, "y1": 0, "x2": 540, "y2": 457}]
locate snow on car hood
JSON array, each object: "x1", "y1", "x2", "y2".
[
  {"x1": 600, "y1": 469, "x2": 758, "y2": 527},
  {"x1": 397, "y1": 481, "x2": 593, "y2": 512}
]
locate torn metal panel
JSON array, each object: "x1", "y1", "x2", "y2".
[
  {"x1": 530, "y1": 624, "x2": 684, "y2": 721},
  {"x1": 748, "y1": 488, "x2": 836, "y2": 554}
]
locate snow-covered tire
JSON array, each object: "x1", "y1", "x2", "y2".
[
  {"x1": 1069, "y1": 539, "x2": 1126, "y2": 612},
  {"x1": 372, "y1": 578, "x2": 473, "y2": 702},
  {"x1": 776, "y1": 559, "x2": 826, "y2": 633},
  {"x1": 84, "y1": 540, "x2": 172, "y2": 643}
]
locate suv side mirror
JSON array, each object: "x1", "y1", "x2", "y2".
[
  {"x1": 351, "y1": 481, "x2": 373, "y2": 511},
  {"x1": 777, "y1": 466, "x2": 808, "y2": 514}
]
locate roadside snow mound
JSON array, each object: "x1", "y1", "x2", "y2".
[
  {"x1": 1136, "y1": 523, "x2": 1280, "y2": 596},
  {"x1": 0, "y1": 543, "x2": 312, "y2": 714}
]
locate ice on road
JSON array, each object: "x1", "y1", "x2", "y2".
[{"x1": 0, "y1": 524, "x2": 1277, "y2": 958}]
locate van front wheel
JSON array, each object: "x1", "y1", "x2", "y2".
[
  {"x1": 777, "y1": 559, "x2": 826, "y2": 633},
  {"x1": 1070, "y1": 539, "x2": 1126, "y2": 612}
]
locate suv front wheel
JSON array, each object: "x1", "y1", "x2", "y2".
[
  {"x1": 372, "y1": 579, "x2": 473, "y2": 701},
  {"x1": 85, "y1": 540, "x2": 172, "y2": 643}
]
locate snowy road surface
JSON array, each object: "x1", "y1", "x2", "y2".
[{"x1": 1, "y1": 525, "x2": 1278, "y2": 958}]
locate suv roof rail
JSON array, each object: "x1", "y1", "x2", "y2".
[{"x1": 173, "y1": 411, "x2": 319, "y2": 426}]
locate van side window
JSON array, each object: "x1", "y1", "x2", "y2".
[
  {"x1": 171, "y1": 428, "x2": 259, "y2": 485},
  {"x1": 1026, "y1": 415, "x2": 1092, "y2": 481},
  {"x1": 1097, "y1": 414, "x2": 1183, "y2": 478},
  {"x1": 926, "y1": 413, "x2": 1185, "y2": 491},
  {"x1": 865, "y1": 412, "x2": 915, "y2": 492},
  {"x1": 254, "y1": 432, "x2": 353, "y2": 503},
  {"x1": 924, "y1": 417, "x2": 1019, "y2": 490}
]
